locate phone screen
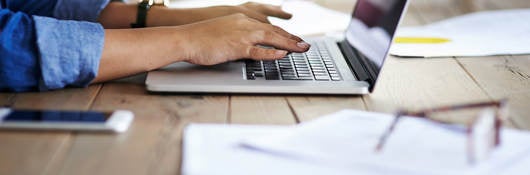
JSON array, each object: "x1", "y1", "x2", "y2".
[{"x1": 2, "y1": 110, "x2": 111, "y2": 123}]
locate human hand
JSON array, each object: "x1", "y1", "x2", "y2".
[
  {"x1": 151, "y1": 2, "x2": 292, "y2": 26},
  {"x1": 99, "y1": 2, "x2": 291, "y2": 28},
  {"x1": 199, "y1": 2, "x2": 293, "y2": 23},
  {"x1": 174, "y1": 14, "x2": 309, "y2": 66}
]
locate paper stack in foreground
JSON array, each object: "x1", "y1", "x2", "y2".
[{"x1": 182, "y1": 110, "x2": 530, "y2": 175}]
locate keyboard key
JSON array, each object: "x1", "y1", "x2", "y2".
[
  {"x1": 331, "y1": 76, "x2": 341, "y2": 81},
  {"x1": 292, "y1": 53, "x2": 304, "y2": 57},
  {"x1": 295, "y1": 67, "x2": 309, "y2": 69},
  {"x1": 297, "y1": 77, "x2": 314, "y2": 80},
  {"x1": 281, "y1": 74, "x2": 297, "y2": 78},
  {"x1": 310, "y1": 64, "x2": 324, "y2": 68},
  {"x1": 315, "y1": 76, "x2": 330, "y2": 81},
  {"x1": 312, "y1": 70, "x2": 327, "y2": 73},
  {"x1": 298, "y1": 73, "x2": 313, "y2": 77},
  {"x1": 297, "y1": 71, "x2": 312, "y2": 74},
  {"x1": 297, "y1": 70, "x2": 312, "y2": 74},
  {"x1": 280, "y1": 70, "x2": 295, "y2": 73},
  {"x1": 295, "y1": 65, "x2": 309, "y2": 68},
  {"x1": 254, "y1": 72, "x2": 264, "y2": 77},
  {"x1": 247, "y1": 73, "x2": 255, "y2": 80},
  {"x1": 325, "y1": 65, "x2": 335, "y2": 68},
  {"x1": 294, "y1": 63, "x2": 308, "y2": 66},
  {"x1": 265, "y1": 69, "x2": 278, "y2": 73},
  {"x1": 282, "y1": 77, "x2": 297, "y2": 80}
]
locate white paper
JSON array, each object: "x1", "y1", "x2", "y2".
[
  {"x1": 170, "y1": 0, "x2": 351, "y2": 36},
  {"x1": 269, "y1": 1, "x2": 351, "y2": 36},
  {"x1": 182, "y1": 124, "x2": 357, "y2": 175},
  {"x1": 390, "y1": 9, "x2": 530, "y2": 57},
  {"x1": 242, "y1": 110, "x2": 530, "y2": 175}
]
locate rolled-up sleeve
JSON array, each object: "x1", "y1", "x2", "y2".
[
  {"x1": 0, "y1": 10, "x2": 40, "y2": 92},
  {"x1": 33, "y1": 16, "x2": 104, "y2": 91},
  {"x1": 0, "y1": 0, "x2": 110, "y2": 92},
  {"x1": 53, "y1": 0, "x2": 110, "y2": 22}
]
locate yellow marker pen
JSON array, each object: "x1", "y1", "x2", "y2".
[{"x1": 394, "y1": 37, "x2": 451, "y2": 44}]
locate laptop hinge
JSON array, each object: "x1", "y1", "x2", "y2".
[{"x1": 337, "y1": 40, "x2": 375, "y2": 88}]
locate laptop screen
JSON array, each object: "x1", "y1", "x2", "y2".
[{"x1": 345, "y1": 0, "x2": 407, "y2": 85}]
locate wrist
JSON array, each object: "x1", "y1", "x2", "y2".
[
  {"x1": 142, "y1": 27, "x2": 192, "y2": 64},
  {"x1": 167, "y1": 26, "x2": 193, "y2": 62},
  {"x1": 138, "y1": 27, "x2": 190, "y2": 70},
  {"x1": 131, "y1": 0, "x2": 169, "y2": 28},
  {"x1": 146, "y1": 6, "x2": 172, "y2": 27}
]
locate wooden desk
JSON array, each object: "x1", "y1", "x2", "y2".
[{"x1": 1, "y1": 0, "x2": 529, "y2": 175}]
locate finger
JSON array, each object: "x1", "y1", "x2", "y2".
[
  {"x1": 258, "y1": 5, "x2": 292, "y2": 19},
  {"x1": 240, "y1": 9, "x2": 270, "y2": 23},
  {"x1": 257, "y1": 30, "x2": 310, "y2": 53},
  {"x1": 246, "y1": 46, "x2": 288, "y2": 60},
  {"x1": 271, "y1": 25, "x2": 303, "y2": 42}
]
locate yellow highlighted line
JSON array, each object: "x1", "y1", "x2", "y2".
[{"x1": 394, "y1": 37, "x2": 451, "y2": 44}]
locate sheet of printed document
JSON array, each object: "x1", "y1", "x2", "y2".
[
  {"x1": 182, "y1": 110, "x2": 530, "y2": 175},
  {"x1": 242, "y1": 110, "x2": 530, "y2": 175},
  {"x1": 182, "y1": 124, "x2": 355, "y2": 175},
  {"x1": 390, "y1": 9, "x2": 530, "y2": 57},
  {"x1": 169, "y1": 0, "x2": 351, "y2": 36}
]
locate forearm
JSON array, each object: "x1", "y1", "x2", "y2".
[
  {"x1": 98, "y1": 2, "x2": 187, "y2": 28},
  {"x1": 93, "y1": 12, "x2": 308, "y2": 83},
  {"x1": 92, "y1": 27, "x2": 187, "y2": 83}
]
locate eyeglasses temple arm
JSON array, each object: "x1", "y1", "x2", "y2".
[{"x1": 375, "y1": 114, "x2": 404, "y2": 152}]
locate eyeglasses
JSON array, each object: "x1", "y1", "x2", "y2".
[{"x1": 375, "y1": 99, "x2": 509, "y2": 164}]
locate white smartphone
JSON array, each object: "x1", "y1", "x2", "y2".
[{"x1": 0, "y1": 108, "x2": 134, "y2": 133}]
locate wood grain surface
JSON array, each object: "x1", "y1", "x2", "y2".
[{"x1": 1, "y1": 0, "x2": 529, "y2": 175}]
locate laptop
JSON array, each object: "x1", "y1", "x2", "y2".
[{"x1": 146, "y1": 0, "x2": 409, "y2": 94}]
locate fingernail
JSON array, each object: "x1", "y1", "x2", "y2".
[
  {"x1": 275, "y1": 50, "x2": 288, "y2": 57},
  {"x1": 297, "y1": 41, "x2": 310, "y2": 49}
]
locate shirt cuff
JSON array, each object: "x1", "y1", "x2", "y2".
[
  {"x1": 53, "y1": 0, "x2": 110, "y2": 22},
  {"x1": 33, "y1": 16, "x2": 104, "y2": 91}
]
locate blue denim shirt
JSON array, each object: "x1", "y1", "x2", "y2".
[{"x1": 0, "y1": 0, "x2": 109, "y2": 92}]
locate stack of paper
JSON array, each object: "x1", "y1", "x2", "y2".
[
  {"x1": 390, "y1": 9, "x2": 530, "y2": 58},
  {"x1": 182, "y1": 110, "x2": 530, "y2": 175},
  {"x1": 182, "y1": 125, "x2": 352, "y2": 175},
  {"x1": 170, "y1": 0, "x2": 351, "y2": 36}
]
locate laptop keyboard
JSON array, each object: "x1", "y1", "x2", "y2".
[{"x1": 245, "y1": 41, "x2": 342, "y2": 81}]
